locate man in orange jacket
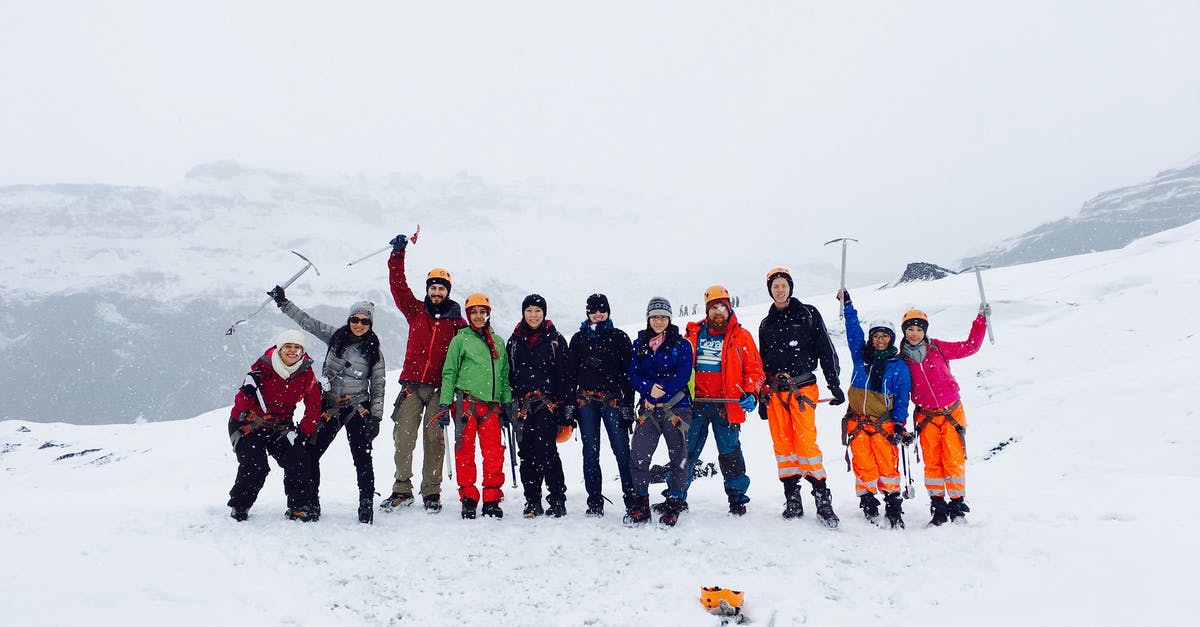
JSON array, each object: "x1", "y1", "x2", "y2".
[{"x1": 679, "y1": 285, "x2": 766, "y2": 516}]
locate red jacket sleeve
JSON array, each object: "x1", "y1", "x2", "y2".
[
  {"x1": 736, "y1": 329, "x2": 766, "y2": 395},
  {"x1": 388, "y1": 251, "x2": 423, "y2": 319},
  {"x1": 230, "y1": 388, "x2": 255, "y2": 421},
  {"x1": 936, "y1": 314, "x2": 988, "y2": 360},
  {"x1": 296, "y1": 374, "x2": 323, "y2": 436}
]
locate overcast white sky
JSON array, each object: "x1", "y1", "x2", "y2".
[{"x1": 2, "y1": 1, "x2": 1198, "y2": 269}]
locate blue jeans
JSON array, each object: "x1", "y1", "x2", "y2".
[
  {"x1": 578, "y1": 401, "x2": 633, "y2": 506},
  {"x1": 681, "y1": 403, "x2": 750, "y2": 503}
]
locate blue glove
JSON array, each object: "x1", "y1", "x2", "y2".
[
  {"x1": 389, "y1": 234, "x2": 408, "y2": 252},
  {"x1": 738, "y1": 393, "x2": 757, "y2": 412},
  {"x1": 436, "y1": 403, "x2": 451, "y2": 428}
]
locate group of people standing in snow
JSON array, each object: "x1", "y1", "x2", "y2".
[{"x1": 225, "y1": 234, "x2": 990, "y2": 530}]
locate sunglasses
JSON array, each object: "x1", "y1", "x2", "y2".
[{"x1": 347, "y1": 316, "x2": 372, "y2": 326}]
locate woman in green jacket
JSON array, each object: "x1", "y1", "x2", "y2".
[{"x1": 438, "y1": 292, "x2": 514, "y2": 519}]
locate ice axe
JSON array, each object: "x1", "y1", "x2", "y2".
[
  {"x1": 959, "y1": 264, "x2": 995, "y2": 344},
  {"x1": 347, "y1": 224, "x2": 420, "y2": 266},
  {"x1": 824, "y1": 237, "x2": 858, "y2": 319},
  {"x1": 900, "y1": 441, "x2": 917, "y2": 499},
  {"x1": 225, "y1": 251, "x2": 320, "y2": 335}
]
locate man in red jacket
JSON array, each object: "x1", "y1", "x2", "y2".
[{"x1": 380, "y1": 233, "x2": 466, "y2": 513}]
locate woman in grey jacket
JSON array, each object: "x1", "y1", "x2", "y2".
[{"x1": 271, "y1": 285, "x2": 386, "y2": 524}]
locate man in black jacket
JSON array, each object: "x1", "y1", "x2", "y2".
[
  {"x1": 758, "y1": 268, "x2": 845, "y2": 527},
  {"x1": 565, "y1": 293, "x2": 636, "y2": 518},
  {"x1": 506, "y1": 294, "x2": 572, "y2": 518}
]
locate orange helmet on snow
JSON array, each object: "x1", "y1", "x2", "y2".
[{"x1": 700, "y1": 586, "x2": 745, "y2": 611}]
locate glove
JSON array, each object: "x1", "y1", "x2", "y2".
[
  {"x1": 758, "y1": 403, "x2": 769, "y2": 421},
  {"x1": 979, "y1": 302, "x2": 992, "y2": 317},
  {"x1": 389, "y1": 234, "x2": 408, "y2": 252},
  {"x1": 267, "y1": 285, "x2": 286, "y2": 306},
  {"x1": 828, "y1": 386, "x2": 846, "y2": 406},
  {"x1": 501, "y1": 402, "x2": 516, "y2": 428},
  {"x1": 560, "y1": 404, "x2": 577, "y2": 428},
  {"x1": 901, "y1": 428, "x2": 916, "y2": 446},
  {"x1": 838, "y1": 289, "x2": 851, "y2": 305},
  {"x1": 365, "y1": 415, "x2": 381, "y2": 440},
  {"x1": 887, "y1": 426, "x2": 904, "y2": 446},
  {"x1": 619, "y1": 406, "x2": 635, "y2": 432},
  {"x1": 436, "y1": 403, "x2": 451, "y2": 428},
  {"x1": 738, "y1": 392, "x2": 757, "y2": 412}
]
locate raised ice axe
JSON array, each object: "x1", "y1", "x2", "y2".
[
  {"x1": 960, "y1": 264, "x2": 995, "y2": 345},
  {"x1": 346, "y1": 224, "x2": 420, "y2": 266},
  {"x1": 225, "y1": 251, "x2": 320, "y2": 335},
  {"x1": 824, "y1": 237, "x2": 858, "y2": 319}
]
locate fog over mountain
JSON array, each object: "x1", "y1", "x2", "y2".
[
  {"x1": 3, "y1": 162, "x2": 881, "y2": 425},
  {"x1": 961, "y1": 156, "x2": 1200, "y2": 269}
]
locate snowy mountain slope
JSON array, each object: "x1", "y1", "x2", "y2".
[
  {"x1": 0, "y1": 161, "x2": 883, "y2": 425},
  {"x1": 2, "y1": 222, "x2": 1197, "y2": 625},
  {"x1": 961, "y1": 155, "x2": 1200, "y2": 269}
]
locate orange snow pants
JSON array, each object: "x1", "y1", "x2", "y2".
[
  {"x1": 766, "y1": 382, "x2": 827, "y2": 481},
  {"x1": 454, "y1": 398, "x2": 506, "y2": 504},
  {"x1": 916, "y1": 403, "x2": 967, "y2": 499},
  {"x1": 845, "y1": 416, "x2": 900, "y2": 496}
]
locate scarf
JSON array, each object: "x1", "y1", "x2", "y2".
[
  {"x1": 580, "y1": 318, "x2": 614, "y2": 340},
  {"x1": 425, "y1": 297, "x2": 462, "y2": 321},
  {"x1": 864, "y1": 345, "x2": 898, "y2": 391},
  {"x1": 270, "y1": 348, "x2": 304, "y2": 380},
  {"x1": 902, "y1": 340, "x2": 927, "y2": 364}
]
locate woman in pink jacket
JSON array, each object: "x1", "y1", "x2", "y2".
[{"x1": 898, "y1": 305, "x2": 989, "y2": 525}]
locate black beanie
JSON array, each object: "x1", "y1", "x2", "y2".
[
  {"x1": 522, "y1": 293, "x2": 547, "y2": 315},
  {"x1": 426, "y1": 277, "x2": 451, "y2": 294},
  {"x1": 586, "y1": 293, "x2": 610, "y2": 314}
]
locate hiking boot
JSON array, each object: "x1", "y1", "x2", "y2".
[
  {"x1": 423, "y1": 494, "x2": 442, "y2": 513},
  {"x1": 859, "y1": 493, "x2": 881, "y2": 521},
  {"x1": 658, "y1": 497, "x2": 685, "y2": 527},
  {"x1": 884, "y1": 491, "x2": 904, "y2": 529},
  {"x1": 948, "y1": 497, "x2": 970, "y2": 523},
  {"x1": 622, "y1": 496, "x2": 651, "y2": 525},
  {"x1": 358, "y1": 498, "x2": 374, "y2": 524},
  {"x1": 286, "y1": 506, "x2": 319, "y2": 522},
  {"x1": 523, "y1": 500, "x2": 544, "y2": 519},
  {"x1": 585, "y1": 499, "x2": 604, "y2": 518},
  {"x1": 461, "y1": 498, "x2": 478, "y2": 520},
  {"x1": 813, "y1": 485, "x2": 840, "y2": 529},
  {"x1": 782, "y1": 498, "x2": 804, "y2": 519},
  {"x1": 728, "y1": 500, "x2": 747, "y2": 517},
  {"x1": 380, "y1": 492, "x2": 414, "y2": 511},
  {"x1": 928, "y1": 496, "x2": 949, "y2": 526},
  {"x1": 481, "y1": 501, "x2": 503, "y2": 519},
  {"x1": 546, "y1": 498, "x2": 567, "y2": 518},
  {"x1": 230, "y1": 506, "x2": 249, "y2": 522},
  {"x1": 652, "y1": 499, "x2": 690, "y2": 514}
]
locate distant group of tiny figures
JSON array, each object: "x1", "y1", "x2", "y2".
[{"x1": 227, "y1": 233, "x2": 990, "y2": 529}]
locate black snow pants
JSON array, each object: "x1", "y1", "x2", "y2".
[
  {"x1": 308, "y1": 405, "x2": 376, "y2": 505},
  {"x1": 517, "y1": 405, "x2": 566, "y2": 504},
  {"x1": 227, "y1": 423, "x2": 314, "y2": 511}
]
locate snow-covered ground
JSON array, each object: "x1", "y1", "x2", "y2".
[{"x1": 3, "y1": 222, "x2": 1198, "y2": 625}]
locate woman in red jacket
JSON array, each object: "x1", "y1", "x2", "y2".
[{"x1": 226, "y1": 330, "x2": 322, "y2": 522}]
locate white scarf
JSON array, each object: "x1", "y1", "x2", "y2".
[{"x1": 271, "y1": 349, "x2": 303, "y2": 380}]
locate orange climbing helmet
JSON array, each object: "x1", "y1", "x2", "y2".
[
  {"x1": 700, "y1": 586, "x2": 745, "y2": 611},
  {"x1": 704, "y1": 285, "x2": 731, "y2": 306},
  {"x1": 465, "y1": 292, "x2": 492, "y2": 312},
  {"x1": 426, "y1": 268, "x2": 452, "y2": 291},
  {"x1": 901, "y1": 309, "x2": 929, "y2": 331},
  {"x1": 766, "y1": 266, "x2": 794, "y2": 298}
]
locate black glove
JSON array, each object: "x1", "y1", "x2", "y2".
[
  {"x1": 901, "y1": 429, "x2": 916, "y2": 446},
  {"x1": 560, "y1": 404, "x2": 577, "y2": 428},
  {"x1": 389, "y1": 234, "x2": 408, "y2": 252},
  {"x1": 365, "y1": 415, "x2": 381, "y2": 440},
  {"x1": 829, "y1": 386, "x2": 846, "y2": 406},
  {"x1": 502, "y1": 402, "x2": 517, "y2": 428},
  {"x1": 758, "y1": 402, "x2": 769, "y2": 421},
  {"x1": 267, "y1": 285, "x2": 286, "y2": 306},
  {"x1": 619, "y1": 406, "x2": 635, "y2": 433},
  {"x1": 436, "y1": 403, "x2": 451, "y2": 428},
  {"x1": 838, "y1": 289, "x2": 851, "y2": 305},
  {"x1": 887, "y1": 427, "x2": 903, "y2": 446}
]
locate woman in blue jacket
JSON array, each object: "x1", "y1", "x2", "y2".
[
  {"x1": 837, "y1": 289, "x2": 912, "y2": 528},
  {"x1": 626, "y1": 297, "x2": 695, "y2": 527}
]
